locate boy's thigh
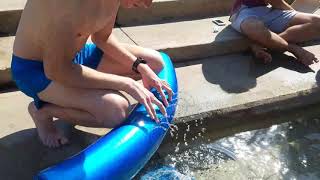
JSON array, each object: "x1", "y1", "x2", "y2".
[{"x1": 37, "y1": 81, "x2": 129, "y2": 115}]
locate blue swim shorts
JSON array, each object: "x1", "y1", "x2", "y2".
[{"x1": 11, "y1": 43, "x2": 103, "y2": 109}]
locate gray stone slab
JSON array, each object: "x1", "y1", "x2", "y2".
[
  {"x1": 0, "y1": 0, "x2": 26, "y2": 34},
  {"x1": 0, "y1": 90, "x2": 111, "y2": 179},
  {"x1": 121, "y1": 17, "x2": 249, "y2": 61},
  {"x1": 112, "y1": 28, "x2": 137, "y2": 45},
  {"x1": 2, "y1": 44, "x2": 320, "y2": 135},
  {"x1": 2, "y1": 43, "x2": 320, "y2": 178},
  {"x1": 0, "y1": 36, "x2": 14, "y2": 85},
  {"x1": 117, "y1": 0, "x2": 235, "y2": 26},
  {"x1": 174, "y1": 44, "x2": 320, "y2": 121}
]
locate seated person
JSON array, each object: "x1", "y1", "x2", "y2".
[
  {"x1": 230, "y1": 0, "x2": 320, "y2": 65},
  {"x1": 12, "y1": 0, "x2": 173, "y2": 148}
]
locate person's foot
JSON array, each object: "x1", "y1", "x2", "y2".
[
  {"x1": 28, "y1": 102, "x2": 69, "y2": 148},
  {"x1": 289, "y1": 44, "x2": 319, "y2": 66},
  {"x1": 250, "y1": 44, "x2": 272, "y2": 64}
]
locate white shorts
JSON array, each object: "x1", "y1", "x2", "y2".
[{"x1": 230, "y1": 5, "x2": 297, "y2": 33}]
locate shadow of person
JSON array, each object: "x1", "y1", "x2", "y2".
[
  {"x1": 0, "y1": 120, "x2": 101, "y2": 180},
  {"x1": 202, "y1": 50, "x2": 314, "y2": 94},
  {"x1": 202, "y1": 53, "x2": 257, "y2": 94},
  {"x1": 252, "y1": 52, "x2": 315, "y2": 77}
]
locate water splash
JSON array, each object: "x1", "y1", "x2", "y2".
[
  {"x1": 140, "y1": 166, "x2": 195, "y2": 180},
  {"x1": 138, "y1": 119, "x2": 320, "y2": 180}
]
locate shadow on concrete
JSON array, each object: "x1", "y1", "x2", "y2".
[
  {"x1": 202, "y1": 51, "x2": 314, "y2": 94},
  {"x1": 214, "y1": 24, "x2": 246, "y2": 42},
  {"x1": 0, "y1": 120, "x2": 101, "y2": 180},
  {"x1": 0, "y1": 83, "x2": 18, "y2": 93}
]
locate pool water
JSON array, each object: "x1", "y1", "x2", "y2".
[{"x1": 136, "y1": 118, "x2": 320, "y2": 180}]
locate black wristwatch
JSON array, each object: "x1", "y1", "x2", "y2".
[{"x1": 132, "y1": 57, "x2": 147, "y2": 73}]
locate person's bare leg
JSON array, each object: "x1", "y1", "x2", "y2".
[
  {"x1": 247, "y1": 13, "x2": 320, "y2": 64},
  {"x1": 279, "y1": 12, "x2": 320, "y2": 43},
  {"x1": 241, "y1": 18, "x2": 317, "y2": 66},
  {"x1": 32, "y1": 83, "x2": 130, "y2": 148},
  {"x1": 250, "y1": 43, "x2": 272, "y2": 63},
  {"x1": 28, "y1": 102, "x2": 69, "y2": 148},
  {"x1": 32, "y1": 44, "x2": 163, "y2": 148}
]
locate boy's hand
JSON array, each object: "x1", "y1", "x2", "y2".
[
  {"x1": 138, "y1": 64, "x2": 173, "y2": 107},
  {"x1": 124, "y1": 78, "x2": 167, "y2": 122}
]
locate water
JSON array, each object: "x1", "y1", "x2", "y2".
[{"x1": 136, "y1": 118, "x2": 320, "y2": 180}]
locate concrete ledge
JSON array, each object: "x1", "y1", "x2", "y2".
[
  {"x1": 117, "y1": 0, "x2": 235, "y2": 26},
  {"x1": 0, "y1": 0, "x2": 26, "y2": 35},
  {"x1": 174, "y1": 44, "x2": 320, "y2": 120},
  {"x1": 159, "y1": 92, "x2": 320, "y2": 154},
  {"x1": 0, "y1": 10, "x2": 22, "y2": 35},
  {"x1": 2, "y1": 45, "x2": 320, "y2": 178},
  {"x1": 0, "y1": 36, "x2": 14, "y2": 85},
  {"x1": 121, "y1": 17, "x2": 249, "y2": 61},
  {"x1": 120, "y1": 9, "x2": 320, "y2": 61}
]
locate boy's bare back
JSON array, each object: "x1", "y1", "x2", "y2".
[{"x1": 13, "y1": 0, "x2": 118, "y2": 61}]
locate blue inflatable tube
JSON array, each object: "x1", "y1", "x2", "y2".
[{"x1": 35, "y1": 52, "x2": 178, "y2": 180}]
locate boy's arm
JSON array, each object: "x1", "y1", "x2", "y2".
[
  {"x1": 91, "y1": 25, "x2": 173, "y2": 106},
  {"x1": 266, "y1": 0, "x2": 294, "y2": 10},
  {"x1": 43, "y1": 24, "x2": 132, "y2": 91},
  {"x1": 91, "y1": 26, "x2": 146, "y2": 73}
]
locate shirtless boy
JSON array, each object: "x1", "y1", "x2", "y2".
[
  {"x1": 12, "y1": 0, "x2": 173, "y2": 148},
  {"x1": 230, "y1": 0, "x2": 320, "y2": 65}
]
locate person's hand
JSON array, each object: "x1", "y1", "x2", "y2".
[
  {"x1": 138, "y1": 64, "x2": 173, "y2": 107},
  {"x1": 124, "y1": 78, "x2": 167, "y2": 122}
]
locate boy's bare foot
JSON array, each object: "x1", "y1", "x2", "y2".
[
  {"x1": 289, "y1": 44, "x2": 319, "y2": 66},
  {"x1": 250, "y1": 44, "x2": 272, "y2": 64},
  {"x1": 28, "y1": 102, "x2": 69, "y2": 148}
]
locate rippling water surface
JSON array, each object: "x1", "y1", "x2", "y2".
[{"x1": 136, "y1": 118, "x2": 320, "y2": 180}]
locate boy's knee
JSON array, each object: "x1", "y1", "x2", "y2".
[
  {"x1": 153, "y1": 57, "x2": 165, "y2": 73},
  {"x1": 311, "y1": 16, "x2": 320, "y2": 29},
  {"x1": 149, "y1": 51, "x2": 164, "y2": 73},
  {"x1": 96, "y1": 93, "x2": 130, "y2": 128}
]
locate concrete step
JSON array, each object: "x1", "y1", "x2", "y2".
[
  {"x1": 119, "y1": 16, "x2": 249, "y2": 61},
  {"x1": 3, "y1": 12, "x2": 320, "y2": 87},
  {"x1": 0, "y1": 17, "x2": 249, "y2": 87},
  {"x1": 0, "y1": 0, "x2": 235, "y2": 34},
  {"x1": 1, "y1": 44, "x2": 320, "y2": 178},
  {"x1": 0, "y1": 0, "x2": 315, "y2": 35},
  {"x1": 0, "y1": 0, "x2": 26, "y2": 35},
  {"x1": 0, "y1": 36, "x2": 15, "y2": 86},
  {"x1": 119, "y1": 8, "x2": 320, "y2": 61},
  {"x1": 116, "y1": 0, "x2": 235, "y2": 26},
  {"x1": 174, "y1": 44, "x2": 320, "y2": 122}
]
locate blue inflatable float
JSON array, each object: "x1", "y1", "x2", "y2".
[{"x1": 35, "y1": 52, "x2": 178, "y2": 180}]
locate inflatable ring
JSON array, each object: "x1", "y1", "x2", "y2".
[{"x1": 35, "y1": 52, "x2": 178, "y2": 180}]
